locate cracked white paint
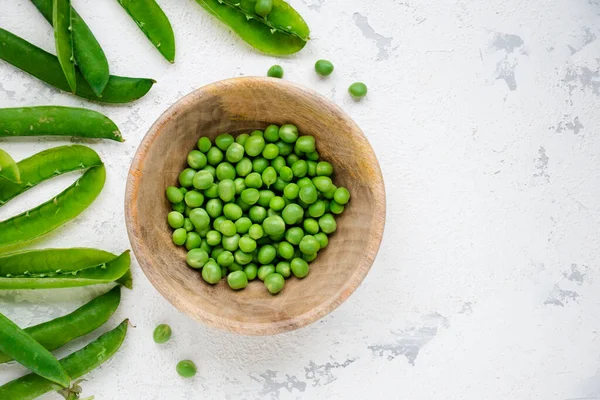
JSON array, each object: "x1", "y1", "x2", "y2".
[{"x1": 1, "y1": 0, "x2": 600, "y2": 399}]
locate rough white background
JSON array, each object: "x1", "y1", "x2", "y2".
[{"x1": 1, "y1": 0, "x2": 600, "y2": 399}]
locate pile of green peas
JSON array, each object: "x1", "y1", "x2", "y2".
[{"x1": 165, "y1": 124, "x2": 350, "y2": 295}]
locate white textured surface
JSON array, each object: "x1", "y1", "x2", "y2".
[{"x1": 1, "y1": 0, "x2": 600, "y2": 399}]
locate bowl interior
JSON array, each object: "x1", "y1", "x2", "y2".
[{"x1": 126, "y1": 77, "x2": 385, "y2": 335}]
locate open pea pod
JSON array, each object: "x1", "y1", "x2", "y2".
[
  {"x1": 0, "y1": 148, "x2": 20, "y2": 183},
  {"x1": 193, "y1": 0, "x2": 309, "y2": 55},
  {"x1": 0, "y1": 27, "x2": 155, "y2": 104},
  {"x1": 0, "y1": 319, "x2": 128, "y2": 400},
  {"x1": 0, "y1": 249, "x2": 131, "y2": 289},
  {"x1": 0, "y1": 165, "x2": 105, "y2": 250}
]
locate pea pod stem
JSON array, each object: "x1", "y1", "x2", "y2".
[
  {"x1": 0, "y1": 250, "x2": 132, "y2": 289},
  {"x1": 0, "y1": 107, "x2": 123, "y2": 141},
  {"x1": 0, "y1": 27, "x2": 155, "y2": 104},
  {"x1": 0, "y1": 286, "x2": 121, "y2": 363},
  {"x1": 117, "y1": 0, "x2": 176, "y2": 63},
  {"x1": 29, "y1": 0, "x2": 110, "y2": 95},
  {"x1": 0, "y1": 312, "x2": 70, "y2": 388},
  {"x1": 0, "y1": 319, "x2": 128, "y2": 400},
  {"x1": 0, "y1": 148, "x2": 20, "y2": 183},
  {"x1": 53, "y1": 0, "x2": 77, "y2": 93},
  {"x1": 0, "y1": 165, "x2": 106, "y2": 250},
  {"x1": 0, "y1": 145, "x2": 102, "y2": 207}
]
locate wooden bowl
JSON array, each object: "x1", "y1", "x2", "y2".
[{"x1": 125, "y1": 77, "x2": 385, "y2": 335}]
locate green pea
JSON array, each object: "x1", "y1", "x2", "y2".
[
  {"x1": 197, "y1": 137, "x2": 212, "y2": 153},
  {"x1": 166, "y1": 186, "x2": 184, "y2": 203},
  {"x1": 249, "y1": 206, "x2": 267, "y2": 223},
  {"x1": 315, "y1": 59, "x2": 334, "y2": 76},
  {"x1": 204, "y1": 183, "x2": 219, "y2": 198},
  {"x1": 283, "y1": 183, "x2": 300, "y2": 199},
  {"x1": 176, "y1": 360, "x2": 197, "y2": 378},
  {"x1": 193, "y1": 171, "x2": 214, "y2": 190},
  {"x1": 240, "y1": 188, "x2": 259, "y2": 205},
  {"x1": 187, "y1": 248, "x2": 209, "y2": 269},
  {"x1": 262, "y1": 166, "x2": 277, "y2": 187},
  {"x1": 271, "y1": 156, "x2": 286, "y2": 172},
  {"x1": 269, "y1": 196, "x2": 286, "y2": 211},
  {"x1": 285, "y1": 227, "x2": 304, "y2": 245},
  {"x1": 264, "y1": 273, "x2": 285, "y2": 294},
  {"x1": 153, "y1": 324, "x2": 172, "y2": 344},
  {"x1": 267, "y1": 64, "x2": 283, "y2": 78},
  {"x1": 218, "y1": 179, "x2": 235, "y2": 202},
  {"x1": 244, "y1": 135, "x2": 265, "y2": 157},
  {"x1": 303, "y1": 252, "x2": 317, "y2": 262},
  {"x1": 252, "y1": 157, "x2": 269, "y2": 173},
  {"x1": 234, "y1": 177, "x2": 247, "y2": 194},
  {"x1": 229, "y1": 262, "x2": 243, "y2": 272},
  {"x1": 235, "y1": 217, "x2": 252, "y2": 234},
  {"x1": 215, "y1": 164, "x2": 235, "y2": 182},
  {"x1": 237, "y1": 197, "x2": 251, "y2": 212},
  {"x1": 236, "y1": 157, "x2": 253, "y2": 177},
  {"x1": 183, "y1": 218, "x2": 194, "y2": 232},
  {"x1": 211, "y1": 246, "x2": 225, "y2": 260},
  {"x1": 291, "y1": 258, "x2": 309, "y2": 278},
  {"x1": 294, "y1": 144, "x2": 304, "y2": 156},
  {"x1": 238, "y1": 235, "x2": 257, "y2": 253},
  {"x1": 185, "y1": 190, "x2": 204, "y2": 208},
  {"x1": 221, "y1": 265, "x2": 229, "y2": 278},
  {"x1": 264, "y1": 125, "x2": 280, "y2": 142},
  {"x1": 207, "y1": 146, "x2": 224, "y2": 166},
  {"x1": 190, "y1": 208, "x2": 210, "y2": 230},
  {"x1": 279, "y1": 124, "x2": 298, "y2": 143},
  {"x1": 187, "y1": 150, "x2": 207, "y2": 169},
  {"x1": 222, "y1": 234, "x2": 240, "y2": 251},
  {"x1": 219, "y1": 220, "x2": 237, "y2": 237},
  {"x1": 251, "y1": 130, "x2": 264, "y2": 137},
  {"x1": 330, "y1": 200, "x2": 345, "y2": 214},
  {"x1": 203, "y1": 165, "x2": 216, "y2": 177},
  {"x1": 299, "y1": 234, "x2": 320, "y2": 254},
  {"x1": 179, "y1": 187, "x2": 188, "y2": 195},
  {"x1": 299, "y1": 185, "x2": 318, "y2": 204},
  {"x1": 226, "y1": 142, "x2": 245, "y2": 163},
  {"x1": 216, "y1": 133, "x2": 234, "y2": 151},
  {"x1": 257, "y1": 264, "x2": 275, "y2": 281},
  {"x1": 168, "y1": 211, "x2": 184, "y2": 228},
  {"x1": 179, "y1": 168, "x2": 196, "y2": 187},
  {"x1": 282, "y1": 203, "x2": 304, "y2": 225},
  {"x1": 223, "y1": 203, "x2": 243, "y2": 220},
  {"x1": 184, "y1": 206, "x2": 193, "y2": 217},
  {"x1": 314, "y1": 232, "x2": 328, "y2": 249},
  {"x1": 245, "y1": 172, "x2": 263, "y2": 189},
  {"x1": 217, "y1": 251, "x2": 234, "y2": 267},
  {"x1": 277, "y1": 166, "x2": 292, "y2": 182},
  {"x1": 213, "y1": 216, "x2": 227, "y2": 231},
  {"x1": 275, "y1": 140, "x2": 294, "y2": 156},
  {"x1": 258, "y1": 245, "x2": 277, "y2": 264},
  {"x1": 201, "y1": 239, "x2": 211, "y2": 254},
  {"x1": 276, "y1": 261, "x2": 291, "y2": 278},
  {"x1": 185, "y1": 232, "x2": 202, "y2": 250},
  {"x1": 206, "y1": 230, "x2": 222, "y2": 246},
  {"x1": 291, "y1": 160, "x2": 308, "y2": 177},
  {"x1": 249, "y1": 224, "x2": 264, "y2": 240},
  {"x1": 349, "y1": 82, "x2": 368, "y2": 99},
  {"x1": 257, "y1": 190, "x2": 276, "y2": 207},
  {"x1": 307, "y1": 160, "x2": 317, "y2": 177},
  {"x1": 227, "y1": 270, "x2": 248, "y2": 290},
  {"x1": 263, "y1": 215, "x2": 286, "y2": 236},
  {"x1": 278, "y1": 241, "x2": 294, "y2": 260},
  {"x1": 334, "y1": 187, "x2": 351, "y2": 205},
  {"x1": 316, "y1": 161, "x2": 333, "y2": 176},
  {"x1": 236, "y1": 133, "x2": 249, "y2": 145},
  {"x1": 308, "y1": 200, "x2": 326, "y2": 218},
  {"x1": 296, "y1": 136, "x2": 316, "y2": 153},
  {"x1": 312, "y1": 176, "x2": 333, "y2": 193},
  {"x1": 323, "y1": 184, "x2": 337, "y2": 200},
  {"x1": 172, "y1": 228, "x2": 187, "y2": 246},
  {"x1": 303, "y1": 219, "x2": 320, "y2": 235},
  {"x1": 244, "y1": 263, "x2": 258, "y2": 280},
  {"x1": 272, "y1": 177, "x2": 287, "y2": 192},
  {"x1": 267, "y1": 209, "x2": 281, "y2": 219},
  {"x1": 318, "y1": 213, "x2": 337, "y2": 234},
  {"x1": 262, "y1": 143, "x2": 280, "y2": 160},
  {"x1": 255, "y1": 0, "x2": 273, "y2": 16},
  {"x1": 234, "y1": 249, "x2": 253, "y2": 265},
  {"x1": 286, "y1": 153, "x2": 300, "y2": 165},
  {"x1": 205, "y1": 199, "x2": 223, "y2": 218},
  {"x1": 197, "y1": 225, "x2": 210, "y2": 237}
]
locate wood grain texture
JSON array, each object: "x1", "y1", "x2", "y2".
[{"x1": 125, "y1": 77, "x2": 386, "y2": 335}]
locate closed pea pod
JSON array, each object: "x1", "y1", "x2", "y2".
[{"x1": 53, "y1": 0, "x2": 77, "y2": 93}]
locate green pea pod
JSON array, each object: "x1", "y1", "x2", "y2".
[
  {"x1": 0, "y1": 286, "x2": 120, "y2": 363},
  {"x1": 117, "y1": 0, "x2": 176, "y2": 63},
  {"x1": 0, "y1": 249, "x2": 131, "y2": 289},
  {"x1": 193, "y1": 0, "x2": 309, "y2": 55},
  {"x1": 0, "y1": 313, "x2": 70, "y2": 388},
  {"x1": 29, "y1": 0, "x2": 110, "y2": 96},
  {"x1": 0, "y1": 165, "x2": 105, "y2": 250},
  {"x1": 0, "y1": 27, "x2": 155, "y2": 104},
  {"x1": 0, "y1": 145, "x2": 102, "y2": 207},
  {"x1": 53, "y1": 0, "x2": 76, "y2": 93},
  {"x1": 0, "y1": 319, "x2": 128, "y2": 400},
  {"x1": 0, "y1": 148, "x2": 20, "y2": 183},
  {"x1": 0, "y1": 107, "x2": 123, "y2": 141}
]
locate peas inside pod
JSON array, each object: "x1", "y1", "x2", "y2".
[{"x1": 165, "y1": 124, "x2": 350, "y2": 295}]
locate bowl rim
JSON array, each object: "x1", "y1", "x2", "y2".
[{"x1": 125, "y1": 76, "x2": 386, "y2": 335}]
